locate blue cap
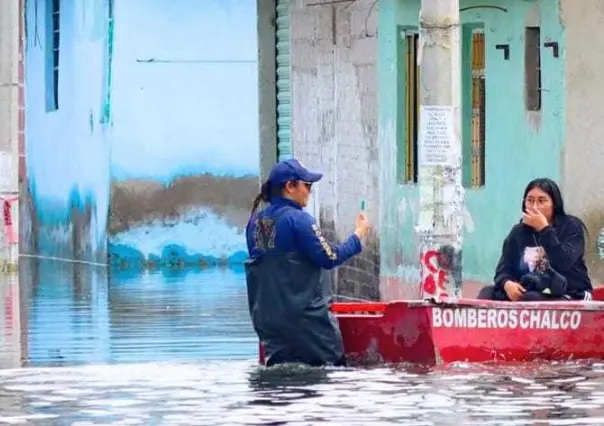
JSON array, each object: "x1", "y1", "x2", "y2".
[{"x1": 267, "y1": 159, "x2": 323, "y2": 186}]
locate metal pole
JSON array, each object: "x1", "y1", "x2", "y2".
[{"x1": 417, "y1": 0, "x2": 463, "y2": 301}]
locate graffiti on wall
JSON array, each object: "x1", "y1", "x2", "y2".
[
  {"x1": 420, "y1": 245, "x2": 462, "y2": 299},
  {"x1": 0, "y1": 150, "x2": 19, "y2": 271},
  {"x1": 0, "y1": 196, "x2": 18, "y2": 272},
  {"x1": 107, "y1": 0, "x2": 259, "y2": 270},
  {"x1": 421, "y1": 249, "x2": 449, "y2": 298}
]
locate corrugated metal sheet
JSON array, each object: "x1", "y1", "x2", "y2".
[{"x1": 276, "y1": 0, "x2": 292, "y2": 160}]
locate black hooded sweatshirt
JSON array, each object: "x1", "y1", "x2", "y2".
[{"x1": 493, "y1": 215, "x2": 593, "y2": 300}]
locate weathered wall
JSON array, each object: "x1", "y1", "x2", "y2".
[
  {"x1": 107, "y1": 0, "x2": 259, "y2": 270},
  {"x1": 379, "y1": 0, "x2": 566, "y2": 299},
  {"x1": 561, "y1": 0, "x2": 604, "y2": 285},
  {"x1": 290, "y1": 0, "x2": 380, "y2": 300},
  {"x1": 0, "y1": 0, "x2": 22, "y2": 271},
  {"x1": 23, "y1": 0, "x2": 112, "y2": 264},
  {"x1": 257, "y1": 0, "x2": 278, "y2": 183}
]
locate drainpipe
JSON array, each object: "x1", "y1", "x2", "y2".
[
  {"x1": 417, "y1": 0, "x2": 463, "y2": 301},
  {"x1": 0, "y1": 0, "x2": 20, "y2": 269}
]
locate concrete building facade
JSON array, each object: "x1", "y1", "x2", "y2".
[
  {"x1": 259, "y1": 0, "x2": 381, "y2": 300},
  {"x1": 16, "y1": 0, "x2": 259, "y2": 273},
  {"x1": 2, "y1": 0, "x2": 603, "y2": 303},
  {"x1": 260, "y1": 0, "x2": 604, "y2": 301}
]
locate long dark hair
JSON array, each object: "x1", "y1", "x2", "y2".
[
  {"x1": 521, "y1": 178, "x2": 588, "y2": 236},
  {"x1": 250, "y1": 181, "x2": 285, "y2": 215},
  {"x1": 250, "y1": 181, "x2": 270, "y2": 215}
]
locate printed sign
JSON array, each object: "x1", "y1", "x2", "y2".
[
  {"x1": 418, "y1": 105, "x2": 458, "y2": 167},
  {"x1": 432, "y1": 307, "x2": 582, "y2": 330}
]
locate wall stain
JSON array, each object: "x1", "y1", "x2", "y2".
[{"x1": 109, "y1": 174, "x2": 258, "y2": 235}]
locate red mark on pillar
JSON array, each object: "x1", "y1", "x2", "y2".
[
  {"x1": 421, "y1": 250, "x2": 449, "y2": 299},
  {"x1": 1, "y1": 197, "x2": 18, "y2": 245}
]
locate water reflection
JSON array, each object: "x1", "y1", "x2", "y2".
[
  {"x1": 0, "y1": 273, "x2": 20, "y2": 369},
  {"x1": 21, "y1": 259, "x2": 110, "y2": 367},
  {"x1": 3, "y1": 260, "x2": 604, "y2": 423},
  {"x1": 108, "y1": 265, "x2": 257, "y2": 362},
  {"x1": 15, "y1": 258, "x2": 257, "y2": 367}
]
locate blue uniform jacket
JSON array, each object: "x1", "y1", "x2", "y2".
[{"x1": 246, "y1": 197, "x2": 362, "y2": 269}]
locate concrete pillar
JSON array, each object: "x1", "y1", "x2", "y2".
[
  {"x1": 257, "y1": 0, "x2": 277, "y2": 183},
  {"x1": 418, "y1": 0, "x2": 463, "y2": 300},
  {"x1": 0, "y1": 0, "x2": 21, "y2": 271}
]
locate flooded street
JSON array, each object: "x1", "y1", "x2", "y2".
[
  {"x1": 1, "y1": 260, "x2": 604, "y2": 425},
  {"x1": 19, "y1": 260, "x2": 257, "y2": 366}
]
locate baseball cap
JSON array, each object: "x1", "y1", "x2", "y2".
[{"x1": 267, "y1": 159, "x2": 323, "y2": 186}]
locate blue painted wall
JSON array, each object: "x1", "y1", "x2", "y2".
[
  {"x1": 24, "y1": 0, "x2": 112, "y2": 263},
  {"x1": 107, "y1": 0, "x2": 259, "y2": 269},
  {"x1": 23, "y1": 0, "x2": 259, "y2": 268}
]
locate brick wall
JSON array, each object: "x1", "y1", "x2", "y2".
[{"x1": 290, "y1": 0, "x2": 380, "y2": 300}]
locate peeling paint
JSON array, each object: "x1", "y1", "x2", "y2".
[
  {"x1": 401, "y1": 195, "x2": 475, "y2": 234},
  {"x1": 396, "y1": 263, "x2": 422, "y2": 284},
  {"x1": 107, "y1": 0, "x2": 259, "y2": 269},
  {"x1": 23, "y1": 0, "x2": 110, "y2": 263},
  {"x1": 597, "y1": 228, "x2": 604, "y2": 260}
]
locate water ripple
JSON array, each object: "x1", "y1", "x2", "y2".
[
  {"x1": 16, "y1": 260, "x2": 258, "y2": 367},
  {"x1": 1, "y1": 362, "x2": 604, "y2": 424},
  {"x1": 3, "y1": 260, "x2": 604, "y2": 423}
]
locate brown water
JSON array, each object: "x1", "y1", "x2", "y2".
[{"x1": 1, "y1": 259, "x2": 604, "y2": 425}]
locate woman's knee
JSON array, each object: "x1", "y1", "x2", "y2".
[
  {"x1": 476, "y1": 285, "x2": 496, "y2": 300},
  {"x1": 476, "y1": 287, "x2": 563, "y2": 302},
  {"x1": 518, "y1": 291, "x2": 560, "y2": 302}
]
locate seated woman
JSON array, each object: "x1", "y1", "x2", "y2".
[{"x1": 477, "y1": 178, "x2": 593, "y2": 302}]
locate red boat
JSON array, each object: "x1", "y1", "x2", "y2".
[{"x1": 257, "y1": 287, "x2": 604, "y2": 366}]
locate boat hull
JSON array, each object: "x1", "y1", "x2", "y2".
[
  {"x1": 258, "y1": 295, "x2": 604, "y2": 366},
  {"x1": 334, "y1": 299, "x2": 604, "y2": 366}
]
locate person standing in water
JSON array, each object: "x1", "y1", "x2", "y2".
[{"x1": 245, "y1": 159, "x2": 371, "y2": 367}]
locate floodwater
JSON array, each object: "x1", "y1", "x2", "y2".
[{"x1": 1, "y1": 260, "x2": 604, "y2": 425}]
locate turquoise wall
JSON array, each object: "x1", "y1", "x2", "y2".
[{"x1": 378, "y1": 0, "x2": 566, "y2": 283}]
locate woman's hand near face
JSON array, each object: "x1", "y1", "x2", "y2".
[{"x1": 522, "y1": 207, "x2": 549, "y2": 232}]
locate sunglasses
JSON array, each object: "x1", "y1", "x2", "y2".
[{"x1": 285, "y1": 180, "x2": 313, "y2": 190}]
